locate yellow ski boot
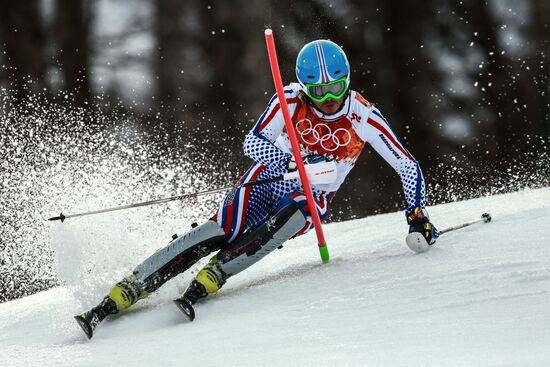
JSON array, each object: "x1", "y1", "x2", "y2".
[
  {"x1": 174, "y1": 258, "x2": 227, "y2": 321},
  {"x1": 74, "y1": 274, "x2": 147, "y2": 339}
]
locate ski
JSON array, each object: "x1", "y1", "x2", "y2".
[
  {"x1": 74, "y1": 313, "x2": 98, "y2": 340},
  {"x1": 173, "y1": 298, "x2": 195, "y2": 322}
]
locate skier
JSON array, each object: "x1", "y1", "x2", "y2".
[{"x1": 75, "y1": 39, "x2": 438, "y2": 338}]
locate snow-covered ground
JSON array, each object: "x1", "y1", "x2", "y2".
[{"x1": 1, "y1": 188, "x2": 549, "y2": 367}]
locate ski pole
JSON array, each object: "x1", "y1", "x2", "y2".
[
  {"x1": 49, "y1": 161, "x2": 337, "y2": 223},
  {"x1": 48, "y1": 185, "x2": 235, "y2": 223},
  {"x1": 438, "y1": 213, "x2": 492, "y2": 236},
  {"x1": 48, "y1": 176, "x2": 287, "y2": 223}
]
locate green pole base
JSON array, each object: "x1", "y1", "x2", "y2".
[{"x1": 319, "y1": 245, "x2": 330, "y2": 263}]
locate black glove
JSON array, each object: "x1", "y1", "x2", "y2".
[
  {"x1": 286, "y1": 154, "x2": 327, "y2": 172},
  {"x1": 406, "y1": 207, "x2": 438, "y2": 245}
]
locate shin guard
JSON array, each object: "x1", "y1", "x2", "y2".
[{"x1": 133, "y1": 220, "x2": 227, "y2": 293}]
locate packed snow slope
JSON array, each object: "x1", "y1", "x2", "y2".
[{"x1": 1, "y1": 188, "x2": 549, "y2": 367}]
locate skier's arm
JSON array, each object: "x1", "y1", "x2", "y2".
[
  {"x1": 361, "y1": 109, "x2": 437, "y2": 244},
  {"x1": 359, "y1": 108, "x2": 426, "y2": 212},
  {"x1": 243, "y1": 91, "x2": 297, "y2": 171}
]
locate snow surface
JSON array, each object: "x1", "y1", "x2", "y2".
[{"x1": 1, "y1": 188, "x2": 549, "y2": 367}]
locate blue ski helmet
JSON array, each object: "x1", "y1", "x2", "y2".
[{"x1": 296, "y1": 40, "x2": 350, "y2": 103}]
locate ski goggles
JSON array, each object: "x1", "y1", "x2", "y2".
[{"x1": 305, "y1": 77, "x2": 349, "y2": 103}]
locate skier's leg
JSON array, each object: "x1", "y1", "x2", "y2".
[
  {"x1": 180, "y1": 200, "x2": 306, "y2": 306},
  {"x1": 177, "y1": 166, "x2": 295, "y2": 306},
  {"x1": 74, "y1": 220, "x2": 227, "y2": 338},
  {"x1": 179, "y1": 190, "x2": 334, "y2": 306},
  {"x1": 75, "y1": 163, "x2": 277, "y2": 336}
]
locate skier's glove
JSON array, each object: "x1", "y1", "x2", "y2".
[
  {"x1": 406, "y1": 207, "x2": 438, "y2": 245},
  {"x1": 286, "y1": 154, "x2": 327, "y2": 172}
]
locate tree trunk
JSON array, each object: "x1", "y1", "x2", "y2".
[
  {"x1": 153, "y1": 0, "x2": 186, "y2": 115},
  {"x1": 0, "y1": 0, "x2": 47, "y2": 98},
  {"x1": 54, "y1": 0, "x2": 92, "y2": 105}
]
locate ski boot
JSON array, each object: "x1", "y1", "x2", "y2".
[
  {"x1": 74, "y1": 274, "x2": 147, "y2": 339},
  {"x1": 174, "y1": 259, "x2": 227, "y2": 322},
  {"x1": 74, "y1": 296, "x2": 118, "y2": 339}
]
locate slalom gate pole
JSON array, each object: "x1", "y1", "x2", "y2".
[
  {"x1": 48, "y1": 175, "x2": 295, "y2": 223},
  {"x1": 438, "y1": 213, "x2": 492, "y2": 236},
  {"x1": 264, "y1": 28, "x2": 330, "y2": 263}
]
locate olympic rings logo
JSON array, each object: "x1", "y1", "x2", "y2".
[{"x1": 295, "y1": 119, "x2": 352, "y2": 152}]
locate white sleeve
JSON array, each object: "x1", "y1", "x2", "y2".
[{"x1": 359, "y1": 107, "x2": 427, "y2": 212}]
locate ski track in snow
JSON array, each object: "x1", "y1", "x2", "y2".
[{"x1": 1, "y1": 188, "x2": 549, "y2": 367}]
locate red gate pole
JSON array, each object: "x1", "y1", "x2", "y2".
[{"x1": 264, "y1": 29, "x2": 330, "y2": 263}]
